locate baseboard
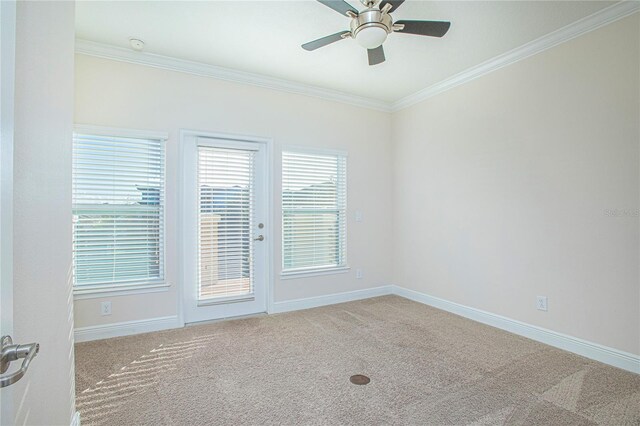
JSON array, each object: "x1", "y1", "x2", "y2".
[
  {"x1": 74, "y1": 287, "x2": 392, "y2": 341},
  {"x1": 271, "y1": 285, "x2": 393, "y2": 314},
  {"x1": 71, "y1": 411, "x2": 81, "y2": 426},
  {"x1": 71, "y1": 285, "x2": 639, "y2": 374},
  {"x1": 74, "y1": 315, "x2": 183, "y2": 343},
  {"x1": 392, "y1": 285, "x2": 640, "y2": 374}
]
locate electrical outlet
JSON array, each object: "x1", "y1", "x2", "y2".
[
  {"x1": 536, "y1": 296, "x2": 548, "y2": 311},
  {"x1": 101, "y1": 301, "x2": 112, "y2": 316},
  {"x1": 356, "y1": 269, "x2": 363, "y2": 279}
]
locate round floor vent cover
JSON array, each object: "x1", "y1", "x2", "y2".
[{"x1": 350, "y1": 374, "x2": 370, "y2": 385}]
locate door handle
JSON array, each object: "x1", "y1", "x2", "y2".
[
  {"x1": 0, "y1": 335, "x2": 39, "y2": 388},
  {"x1": 254, "y1": 235, "x2": 264, "y2": 241}
]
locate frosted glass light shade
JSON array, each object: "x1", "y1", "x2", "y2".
[{"x1": 355, "y1": 26, "x2": 387, "y2": 49}]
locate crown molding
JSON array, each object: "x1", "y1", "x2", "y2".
[
  {"x1": 75, "y1": 1, "x2": 638, "y2": 114},
  {"x1": 390, "y1": 1, "x2": 640, "y2": 112},
  {"x1": 75, "y1": 39, "x2": 392, "y2": 113}
]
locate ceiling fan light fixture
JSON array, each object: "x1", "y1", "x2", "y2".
[
  {"x1": 354, "y1": 25, "x2": 388, "y2": 49},
  {"x1": 303, "y1": 0, "x2": 450, "y2": 66}
]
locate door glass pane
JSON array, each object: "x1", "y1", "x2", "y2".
[{"x1": 198, "y1": 146, "x2": 255, "y2": 300}]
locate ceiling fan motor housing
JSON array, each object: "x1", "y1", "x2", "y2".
[
  {"x1": 351, "y1": 9, "x2": 392, "y2": 35},
  {"x1": 351, "y1": 9, "x2": 393, "y2": 49}
]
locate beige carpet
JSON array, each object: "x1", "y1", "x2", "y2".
[{"x1": 75, "y1": 296, "x2": 640, "y2": 425}]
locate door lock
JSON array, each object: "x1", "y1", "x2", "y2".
[
  {"x1": 254, "y1": 235, "x2": 264, "y2": 241},
  {"x1": 0, "y1": 335, "x2": 39, "y2": 388}
]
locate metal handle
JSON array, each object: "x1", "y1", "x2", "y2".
[
  {"x1": 0, "y1": 336, "x2": 39, "y2": 388},
  {"x1": 254, "y1": 235, "x2": 264, "y2": 241}
]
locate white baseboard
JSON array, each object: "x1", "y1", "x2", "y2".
[
  {"x1": 392, "y1": 285, "x2": 640, "y2": 374},
  {"x1": 71, "y1": 411, "x2": 81, "y2": 426},
  {"x1": 74, "y1": 315, "x2": 183, "y2": 343},
  {"x1": 73, "y1": 286, "x2": 394, "y2": 341},
  {"x1": 71, "y1": 285, "x2": 639, "y2": 375},
  {"x1": 271, "y1": 285, "x2": 393, "y2": 314}
]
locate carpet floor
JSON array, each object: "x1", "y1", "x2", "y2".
[{"x1": 75, "y1": 296, "x2": 640, "y2": 425}]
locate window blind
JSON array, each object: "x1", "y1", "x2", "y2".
[
  {"x1": 198, "y1": 146, "x2": 255, "y2": 300},
  {"x1": 72, "y1": 132, "x2": 165, "y2": 288},
  {"x1": 282, "y1": 151, "x2": 347, "y2": 272}
]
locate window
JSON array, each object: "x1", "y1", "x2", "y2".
[
  {"x1": 72, "y1": 128, "x2": 166, "y2": 292},
  {"x1": 282, "y1": 150, "x2": 347, "y2": 274}
]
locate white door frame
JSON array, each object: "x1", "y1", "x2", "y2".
[
  {"x1": 178, "y1": 129, "x2": 274, "y2": 324},
  {"x1": 0, "y1": 0, "x2": 16, "y2": 421}
]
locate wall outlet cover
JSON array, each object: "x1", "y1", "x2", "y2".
[
  {"x1": 101, "y1": 301, "x2": 112, "y2": 316},
  {"x1": 536, "y1": 296, "x2": 548, "y2": 311}
]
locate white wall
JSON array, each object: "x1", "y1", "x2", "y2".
[
  {"x1": 392, "y1": 14, "x2": 640, "y2": 355},
  {"x1": 0, "y1": 1, "x2": 16, "y2": 421},
  {"x1": 73, "y1": 55, "x2": 393, "y2": 328},
  {"x1": 74, "y1": 13, "x2": 639, "y2": 359},
  {"x1": 12, "y1": 1, "x2": 76, "y2": 425}
]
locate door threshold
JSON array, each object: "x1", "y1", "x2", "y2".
[
  {"x1": 197, "y1": 295, "x2": 255, "y2": 307},
  {"x1": 185, "y1": 311, "x2": 268, "y2": 327}
]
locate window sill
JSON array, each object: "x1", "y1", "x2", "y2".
[
  {"x1": 280, "y1": 266, "x2": 350, "y2": 280},
  {"x1": 73, "y1": 282, "x2": 172, "y2": 300}
]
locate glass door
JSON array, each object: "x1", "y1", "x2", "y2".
[{"x1": 182, "y1": 135, "x2": 268, "y2": 323}]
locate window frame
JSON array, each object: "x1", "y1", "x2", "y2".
[
  {"x1": 280, "y1": 146, "x2": 348, "y2": 278},
  {"x1": 72, "y1": 125, "x2": 170, "y2": 298}
]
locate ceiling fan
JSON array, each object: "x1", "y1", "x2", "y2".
[{"x1": 302, "y1": 0, "x2": 451, "y2": 66}]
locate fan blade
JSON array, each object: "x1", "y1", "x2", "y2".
[
  {"x1": 395, "y1": 20, "x2": 451, "y2": 37},
  {"x1": 367, "y1": 46, "x2": 385, "y2": 66},
  {"x1": 317, "y1": 0, "x2": 358, "y2": 16},
  {"x1": 379, "y1": 0, "x2": 405, "y2": 12},
  {"x1": 302, "y1": 31, "x2": 350, "y2": 51}
]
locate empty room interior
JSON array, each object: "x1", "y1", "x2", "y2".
[{"x1": 0, "y1": 0, "x2": 639, "y2": 425}]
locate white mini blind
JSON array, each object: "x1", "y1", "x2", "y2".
[
  {"x1": 282, "y1": 151, "x2": 347, "y2": 272},
  {"x1": 72, "y1": 132, "x2": 165, "y2": 288},
  {"x1": 198, "y1": 146, "x2": 255, "y2": 300}
]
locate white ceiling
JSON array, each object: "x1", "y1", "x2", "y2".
[{"x1": 75, "y1": 1, "x2": 615, "y2": 103}]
